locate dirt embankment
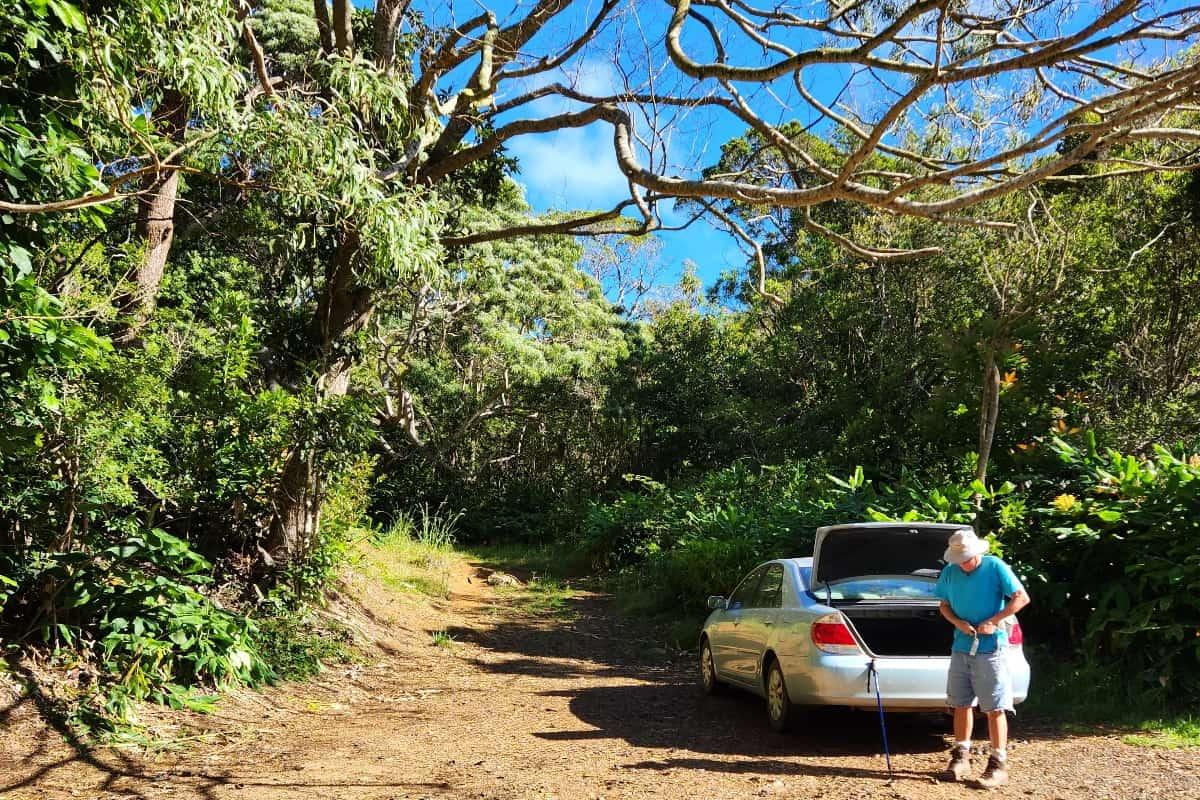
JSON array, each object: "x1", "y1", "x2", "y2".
[{"x1": 2, "y1": 560, "x2": 1197, "y2": 800}]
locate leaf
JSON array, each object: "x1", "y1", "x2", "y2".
[
  {"x1": 47, "y1": 0, "x2": 86, "y2": 32},
  {"x1": 39, "y1": 381, "x2": 61, "y2": 412},
  {"x1": 8, "y1": 245, "x2": 32, "y2": 278}
]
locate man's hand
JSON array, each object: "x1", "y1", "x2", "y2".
[
  {"x1": 977, "y1": 620, "x2": 998, "y2": 635},
  {"x1": 941, "y1": 600, "x2": 978, "y2": 637}
]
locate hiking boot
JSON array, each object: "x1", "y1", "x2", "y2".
[
  {"x1": 943, "y1": 745, "x2": 971, "y2": 781},
  {"x1": 976, "y1": 754, "x2": 1009, "y2": 789}
]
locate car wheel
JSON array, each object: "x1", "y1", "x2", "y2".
[
  {"x1": 699, "y1": 638, "x2": 724, "y2": 695},
  {"x1": 765, "y1": 659, "x2": 796, "y2": 732}
]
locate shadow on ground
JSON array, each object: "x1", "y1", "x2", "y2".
[
  {"x1": 0, "y1": 659, "x2": 166, "y2": 798},
  {"x1": 451, "y1": 574, "x2": 1068, "y2": 763}
]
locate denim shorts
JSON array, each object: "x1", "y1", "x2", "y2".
[{"x1": 947, "y1": 649, "x2": 1013, "y2": 713}]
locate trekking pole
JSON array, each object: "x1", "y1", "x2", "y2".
[{"x1": 867, "y1": 659, "x2": 894, "y2": 783}]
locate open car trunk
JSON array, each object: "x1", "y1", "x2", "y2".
[
  {"x1": 836, "y1": 602, "x2": 952, "y2": 657},
  {"x1": 812, "y1": 523, "x2": 964, "y2": 657}
]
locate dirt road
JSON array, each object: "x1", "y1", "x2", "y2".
[{"x1": 3, "y1": 561, "x2": 1197, "y2": 800}]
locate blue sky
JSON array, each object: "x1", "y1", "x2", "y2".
[
  {"x1": 404, "y1": 0, "x2": 775, "y2": 291},
  {"x1": 377, "y1": 1, "x2": 1197, "y2": 295}
]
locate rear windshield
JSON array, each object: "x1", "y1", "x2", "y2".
[{"x1": 821, "y1": 576, "x2": 939, "y2": 601}]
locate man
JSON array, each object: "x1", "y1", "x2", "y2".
[{"x1": 935, "y1": 528, "x2": 1030, "y2": 789}]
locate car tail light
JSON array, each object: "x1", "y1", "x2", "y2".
[
  {"x1": 811, "y1": 614, "x2": 862, "y2": 655},
  {"x1": 1008, "y1": 620, "x2": 1024, "y2": 646}
]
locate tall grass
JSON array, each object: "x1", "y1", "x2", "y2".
[
  {"x1": 386, "y1": 504, "x2": 462, "y2": 549},
  {"x1": 365, "y1": 506, "x2": 463, "y2": 599}
]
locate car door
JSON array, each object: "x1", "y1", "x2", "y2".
[
  {"x1": 739, "y1": 563, "x2": 785, "y2": 686},
  {"x1": 712, "y1": 566, "x2": 765, "y2": 682}
]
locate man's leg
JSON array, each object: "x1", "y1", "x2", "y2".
[
  {"x1": 944, "y1": 652, "x2": 975, "y2": 781},
  {"x1": 954, "y1": 705, "x2": 974, "y2": 743},
  {"x1": 975, "y1": 652, "x2": 1013, "y2": 789},
  {"x1": 986, "y1": 708, "x2": 1007, "y2": 753}
]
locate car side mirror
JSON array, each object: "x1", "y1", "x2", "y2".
[{"x1": 707, "y1": 595, "x2": 728, "y2": 610}]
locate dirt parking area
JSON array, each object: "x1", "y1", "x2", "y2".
[{"x1": 2, "y1": 562, "x2": 1197, "y2": 800}]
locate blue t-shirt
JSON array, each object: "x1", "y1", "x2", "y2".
[{"x1": 934, "y1": 555, "x2": 1025, "y2": 654}]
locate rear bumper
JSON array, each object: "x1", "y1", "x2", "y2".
[{"x1": 783, "y1": 649, "x2": 1031, "y2": 712}]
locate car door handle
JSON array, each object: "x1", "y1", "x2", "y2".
[{"x1": 763, "y1": 620, "x2": 773, "y2": 626}]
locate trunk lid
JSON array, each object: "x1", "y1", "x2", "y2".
[{"x1": 812, "y1": 522, "x2": 964, "y2": 588}]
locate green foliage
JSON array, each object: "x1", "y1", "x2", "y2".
[
  {"x1": 582, "y1": 461, "x2": 845, "y2": 609},
  {"x1": 2, "y1": 0, "x2": 1199, "y2": 740},
  {"x1": 371, "y1": 184, "x2": 629, "y2": 541},
  {"x1": 1121, "y1": 718, "x2": 1200, "y2": 749},
  {"x1": 385, "y1": 504, "x2": 461, "y2": 551},
  {"x1": 582, "y1": 434, "x2": 1200, "y2": 709},
  {"x1": 364, "y1": 508, "x2": 463, "y2": 599},
  {"x1": 0, "y1": 572, "x2": 16, "y2": 614},
  {"x1": 252, "y1": 611, "x2": 355, "y2": 681},
  {"x1": 8, "y1": 526, "x2": 271, "y2": 726},
  {"x1": 1022, "y1": 437, "x2": 1200, "y2": 704},
  {"x1": 1024, "y1": 647, "x2": 1200, "y2": 747}
]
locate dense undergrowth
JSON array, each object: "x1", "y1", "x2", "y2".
[
  {"x1": 0, "y1": 501, "x2": 460, "y2": 735},
  {"x1": 568, "y1": 432, "x2": 1200, "y2": 712}
]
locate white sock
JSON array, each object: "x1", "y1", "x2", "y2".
[
  {"x1": 955, "y1": 740, "x2": 971, "y2": 750},
  {"x1": 993, "y1": 747, "x2": 1007, "y2": 761}
]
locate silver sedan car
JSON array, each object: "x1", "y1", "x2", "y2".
[{"x1": 698, "y1": 522, "x2": 1031, "y2": 731}]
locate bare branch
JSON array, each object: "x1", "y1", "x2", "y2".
[
  {"x1": 800, "y1": 209, "x2": 944, "y2": 262},
  {"x1": 704, "y1": 201, "x2": 783, "y2": 306},
  {"x1": 238, "y1": 2, "x2": 276, "y2": 99},
  {"x1": 442, "y1": 201, "x2": 644, "y2": 247}
]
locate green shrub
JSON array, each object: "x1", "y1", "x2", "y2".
[
  {"x1": 586, "y1": 434, "x2": 1200, "y2": 709},
  {"x1": 9, "y1": 526, "x2": 272, "y2": 726},
  {"x1": 252, "y1": 612, "x2": 355, "y2": 680},
  {"x1": 1026, "y1": 437, "x2": 1200, "y2": 706}
]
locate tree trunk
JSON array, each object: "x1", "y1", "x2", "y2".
[
  {"x1": 265, "y1": 448, "x2": 320, "y2": 566},
  {"x1": 264, "y1": 233, "x2": 373, "y2": 565},
  {"x1": 332, "y1": 0, "x2": 354, "y2": 54},
  {"x1": 976, "y1": 346, "x2": 1002, "y2": 489},
  {"x1": 313, "y1": 0, "x2": 334, "y2": 53},
  {"x1": 115, "y1": 90, "x2": 188, "y2": 340},
  {"x1": 373, "y1": 0, "x2": 405, "y2": 69}
]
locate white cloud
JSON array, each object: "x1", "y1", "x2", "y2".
[
  {"x1": 508, "y1": 123, "x2": 629, "y2": 209},
  {"x1": 502, "y1": 59, "x2": 706, "y2": 213},
  {"x1": 502, "y1": 58, "x2": 631, "y2": 209}
]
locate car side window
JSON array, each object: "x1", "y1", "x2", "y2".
[
  {"x1": 728, "y1": 567, "x2": 764, "y2": 610},
  {"x1": 754, "y1": 564, "x2": 784, "y2": 609}
]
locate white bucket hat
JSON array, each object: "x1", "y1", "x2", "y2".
[{"x1": 943, "y1": 528, "x2": 989, "y2": 564}]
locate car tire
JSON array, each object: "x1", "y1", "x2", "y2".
[
  {"x1": 699, "y1": 637, "x2": 725, "y2": 695},
  {"x1": 765, "y1": 658, "x2": 797, "y2": 732}
]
